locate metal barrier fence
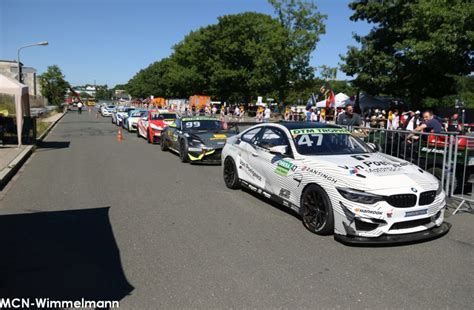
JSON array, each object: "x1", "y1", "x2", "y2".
[{"x1": 344, "y1": 126, "x2": 474, "y2": 214}]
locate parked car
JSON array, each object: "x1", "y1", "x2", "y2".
[
  {"x1": 137, "y1": 110, "x2": 177, "y2": 144},
  {"x1": 122, "y1": 109, "x2": 146, "y2": 132},
  {"x1": 160, "y1": 116, "x2": 238, "y2": 163},
  {"x1": 221, "y1": 122, "x2": 450, "y2": 244}
]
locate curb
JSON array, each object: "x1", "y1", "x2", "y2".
[{"x1": 0, "y1": 111, "x2": 66, "y2": 190}]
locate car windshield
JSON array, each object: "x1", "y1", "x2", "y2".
[
  {"x1": 182, "y1": 119, "x2": 223, "y2": 131},
  {"x1": 151, "y1": 113, "x2": 176, "y2": 120},
  {"x1": 107, "y1": 105, "x2": 115, "y2": 109},
  {"x1": 291, "y1": 127, "x2": 372, "y2": 155}
]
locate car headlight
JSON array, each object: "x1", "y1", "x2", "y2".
[
  {"x1": 337, "y1": 187, "x2": 384, "y2": 204},
  {"x1": 150, "y1": 124, "x2": 163, "y2": 131},
  {"x1": 436, "y1": 182, "x2": 443, "y2": 196},
  {"x1": 189, "y1": 139, "x2": 205, "y2": 148}
]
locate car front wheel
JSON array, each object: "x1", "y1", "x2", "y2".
[
  {"x1": 300, "y1": 184, "x2": 334, "y2": 235},
  {"x1": 179, "y1": 140, "x2": 189, "y2": 163},
  {"x1": 161, "y1": 137, "x2": 169, "y2": 151},
  {"x1": 223, "y1": 157, "x2": 240, "y2": 189}
]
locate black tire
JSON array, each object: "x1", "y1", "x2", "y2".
[
  {"x1": 147, "y1": 130, "x2": 152, "y2": 144},
  {"x1": 223, "y1": 157, "x2": 240, "y2": 189},
  {"x1": 161, "y1": 137, "x2": 169, "y2": 151},
  {"x1": 300, "y1": 184, "x2": 334, "y2": 235},
  {"x1": 179, "y1": 140, "x2": 189, "y2": 163}
]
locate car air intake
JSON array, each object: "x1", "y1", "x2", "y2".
[
  {"x1": 390, "y1": 217, "x2": 431, "y2": 230},
  {"x1": 386, "y1": 194, "x2": 417, "y2": 208},
  {"x1": 419, "y1": 191, "x2": 436, "y2": 206}
]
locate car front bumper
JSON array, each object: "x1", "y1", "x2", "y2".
[{"x1": 335, "y1": 222, "x2": 451, "y2": 245}]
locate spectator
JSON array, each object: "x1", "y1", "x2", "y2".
[
  {"x1": 446, "y1": 113, "x2": 462, "y2": 132},
  {"x1": 310, "y1": 108, "x2": 318, "y2": 122},
  {"x1": 305, "y1": 108, "x2": 312, "y2": 122},
  {"x1": 407, "y1": 110, "x2": 443, "y2": 142},
  {"x1": 388, "y1": 110, "x2": 400, "y2": 130},
  {"x1": 336, "y1": 105, "x2": 362, "y2": 127},
  {"x1": 263, "y1": 106, "x2": 271, "y2": 123}
]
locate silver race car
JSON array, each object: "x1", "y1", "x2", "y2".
[{"x1": 222, "y1": 122, "x2": 450, "y2": 244}]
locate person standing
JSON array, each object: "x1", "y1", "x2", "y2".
[
  {"x1": 77, "y1": 101, "x2": 83, "y2": 114},
  {"x1": 263, "y1": 106, "x2": 271, "y2": 123},
  {"x1": 336, "y1": 105, "x2": 362, "y2": 127}
]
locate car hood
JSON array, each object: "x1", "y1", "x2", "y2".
[
  {"x1": 188, "y1": 131, "x2": 236, "y2": 149},
  {"x1": 294, "y1": 152, "x2": 438, "y2": 192}
]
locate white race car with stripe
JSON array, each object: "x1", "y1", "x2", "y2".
[{"x1": 221, "y1": 122, "x2": 450, "y2": 244}]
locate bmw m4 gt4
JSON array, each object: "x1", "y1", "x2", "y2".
[{"x1": 222, "y1": 122, "x2": 450, "y2": 244}]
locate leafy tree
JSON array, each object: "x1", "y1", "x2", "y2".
[
  {"x1": 95, "y1": 85, "x2": 113, "y2": 100},
  {"x1": 39, "y1": 65, "x2": 70, "y2": 105},
  {"x1": 268, "y1": 0, "x2": 326, "y2": 101},
  {"x1": 341, "y1": 0, "x2": 474, "y2": 106}
]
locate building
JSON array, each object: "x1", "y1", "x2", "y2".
[{"x1": 0, "y1": 60, "x2": 45, "y2": 106}]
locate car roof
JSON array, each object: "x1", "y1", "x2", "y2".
[{"x1": 277, "y1": 122, "x2": 341, "y2": 130}]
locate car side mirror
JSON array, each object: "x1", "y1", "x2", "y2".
[
  {"x1": 269, "y1": 145, "x2": 288, "y2": 156},
  {"x1": 367, "y1": 142, "x2": 381, "y2": 152}
]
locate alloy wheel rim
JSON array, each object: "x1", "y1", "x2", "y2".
[
  {"x1": 303, "y1": 191, "x2": 328, "y2": 231},
  {"x1": 224, "y1": 160, "x2": 235, "y2": 185}
]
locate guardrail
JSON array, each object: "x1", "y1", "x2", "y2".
[{"x1": 343, "y1": 125, "x2": 473, "y2": 214}]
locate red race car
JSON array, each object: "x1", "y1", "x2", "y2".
[{"x1": 137, "y1": 109, "x2": 177, "y2": 144}]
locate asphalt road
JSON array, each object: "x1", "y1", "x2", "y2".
[{"x1": 0, "y1": 112, "x2": 473, "y2": 309}]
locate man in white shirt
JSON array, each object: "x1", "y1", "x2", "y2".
[
  {"x1": 77, "y1": 101, "x2": 83, "y2": 114},
  {"x1": 263, "y1": 106, "x2": 271, "y2": 123}
]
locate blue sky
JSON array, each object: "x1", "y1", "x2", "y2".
[{"x1": 1, "y1": 0, "x2": 371, "y2": 87}]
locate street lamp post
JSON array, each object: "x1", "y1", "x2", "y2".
[
  {"x1": 15, "y1": 41, "x2": 48, "y2": 148},
  {"x1": 16, "y1": 41, "x2": 48, "y2": 83}
]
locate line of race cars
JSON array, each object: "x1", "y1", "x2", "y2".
[{"x1": 102, "y1": 105, "x2": 451, "y2": 245}]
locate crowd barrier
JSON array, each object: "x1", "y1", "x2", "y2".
[{"x1": 347, "y1": 126, "x2": 473, "y2": 214}]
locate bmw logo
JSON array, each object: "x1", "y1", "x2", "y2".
[{"x1": 411, "y1": 187, "x2": 418, "y2": 193}]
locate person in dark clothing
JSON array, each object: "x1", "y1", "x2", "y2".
[
  {"x1": 446, "y1": 113, "x2": 462, "y2": 132},
  {"x1": 336, "y1": 105, "x2": 362, "y2": 127},
  {"x1": 406, "y1": 110, "x2": 443, "y2": 143}
]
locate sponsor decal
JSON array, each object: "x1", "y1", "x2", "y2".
[
  {"x1": 301, "y1": 166, "x2": 337, "y2": 183},
  {"x1": 239, "y1": 159, "x2": 263, "y2": 182},
  {"x1": 354, "y1": 208, "x2": 383, "y2": 215},
  {"x1": 279, "y1": 188, "x2": 291, "y2": 199},
  {"x1": 210, "y1": 134, "x2": 227, "y2": 140},
  {"x1": 275, "y1": 159, "x2": 297, "y2": 176},
  {"x1": 405, "y1": 209, "x2": 428, "y2": 217},
  {"x1": 290, "y1": 127, "x2": 350, "y2": 137},
  {"x1": 181, "y1": 117, "x2": 217, "y2": 122},
  {"x1": 421, "y1": 147, "x2": 445, "y2": 154},
  {"x1": 387, "y1": 208, "x2": 394, "y2": 218},
  {"x1": 340, "y1": 155, "x2": 411, "y2": 175}
]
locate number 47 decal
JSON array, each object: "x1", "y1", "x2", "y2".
[{"x1": 297, "y1": 134, "x2": 323, "y2": 147}]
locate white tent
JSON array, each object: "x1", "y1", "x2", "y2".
[
  {"x1": 315, "y1": 92, "x2": 353, "y2": 108},
  {"x1": 0, "y1": 74, "x2": 30, "y2": 147}
]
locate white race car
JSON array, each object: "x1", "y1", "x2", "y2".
[{"x1": 222, "y1": 122, "x2": 450, "y2": 244}]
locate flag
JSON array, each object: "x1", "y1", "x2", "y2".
[{"x1": 326, "y1": 90, "x2": 335, "y2": 108}]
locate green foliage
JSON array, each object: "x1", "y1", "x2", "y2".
[
  {"x1": 269, "y1": 0, "x2": 326, "y2": 100},
  {"x1": 341, "y1": 0, "x2": 474, "y2": 105},
  {"x1": 127, "y1": 5, "x2": 326, "y2": 103},
  {"x1": 95, "y1": 85, "x2": 113, "y2": 100},
  {"x1": 422, "y1": 75, "x2": 474, "y2": 108},
  {"x1": 39, "y1": 65, "x2": 70, "y2": 105}
]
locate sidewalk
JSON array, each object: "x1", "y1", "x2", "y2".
[{"x1": 0, "y1": 111, "x2": 66, "y2": 190}]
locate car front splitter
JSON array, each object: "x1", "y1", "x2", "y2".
[{"x1": 335, "y1": 222, "x2": 451, "y2": 246}]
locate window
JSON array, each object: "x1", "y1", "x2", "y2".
[
  {"x1": 241, "y1": 127, "x2": 262, "y2": 144},
  {"x1": 258, "y1": 127, "x2": 289, "y2": 149}
]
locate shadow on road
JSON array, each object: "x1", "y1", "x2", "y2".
[
  {"x1": 0, "y1": 207, "x2": 134, "y2": 302},
  {"x1": 37, "y1": 141, "x2": 71, "y2": 150}
]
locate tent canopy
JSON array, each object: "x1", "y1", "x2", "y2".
[
  {"x1": 356, "y1": 93, "x2": 390, "y2": 111},
  {"x1": 315, "y1": 92, "x2": 353, "y2": 108},
  {"x1": 0, "y1": 73, "x2": 30, "y2": 147}
]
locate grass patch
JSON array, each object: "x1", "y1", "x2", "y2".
[{"x1": 36, "y1": 121, "x2": 52, "y2": 137}]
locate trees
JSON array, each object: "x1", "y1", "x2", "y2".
[
  {"x1": 126, "y1": 4, "x2": 326, "y2": 103},
  {"x1": 95, "y1": 85, "x2": 113, "y2": 100},
  {"x1": 341, "y1": 0, "x2": 474, "y2": 106},
  {"x1": 39, "y1": 65, "x2": 70, "y2": 105},
  {"x1": 268, "y1": 0, "x2": 326, "y2": 101}
]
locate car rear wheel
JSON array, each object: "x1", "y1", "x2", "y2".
[
  {"x1": 179, "y1": 140, "x2": 189, "y2": 163},
  {"x1": 301, "y1": 184, "x2": 334, "y2": 235},
  {"x1": 223, "y1": 157, "x2": 240, "y2": 189},
  {"x1": 161, "y1": 137, "x2": 169, "y2": 151}
]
